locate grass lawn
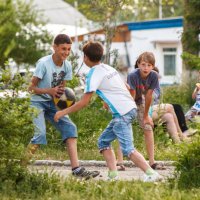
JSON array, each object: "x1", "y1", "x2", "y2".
[{"x1": 1, "y1": 178, "x2": 200, "y2": 200}]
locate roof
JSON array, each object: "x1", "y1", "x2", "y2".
[
  {"x1": 125, "y1": 17, "x2": 183, "y2": 31},
  {"x1": 45, "y1": 24, "x2": 88, "y2": 37},
  {"x1": 32, "y1": 0, "x2": 89, "y2": 26}
]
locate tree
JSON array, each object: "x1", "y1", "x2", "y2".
[
  {"x1": 132, "y1": 0, "x2": 183, "y2": 21},
  {"x1": 0, "y1": 0, "x2": 52, "y2": 69},
  {"x1": 65, "y1": 0, "x2": 133, "y2": 65},
  {"x1": 89, "y1": 0, "x2": 134, "y2": 64},
  {"x1": 181, "y1": 0, "x2": 200, "y2": 70},
  {"x1": 65, "y1": 0, "x2": 184, "y2": 22}
]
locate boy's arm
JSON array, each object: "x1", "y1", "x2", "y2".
[
  {"x1": 28, "y1": 76, "x2": 64, "y2": 97},
  {"x1": 129, "y1": 89, "x2": 136, "y2": 99},
  {"x1": 125, "y1": 82, "x2": 130, "y2": 91},
  {"x1": 144, "y1": 89, "x2": 154, "y2": 126},
  {"x1": 54, "y1": 92, "x2": 93, "y2": 122},
  {"x1": 103, "y1": 102, "x2": 109, "y2": 110}
]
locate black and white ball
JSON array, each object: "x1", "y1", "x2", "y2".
[{"x1": 54, "y1": 87, "x2": 76, "y2": 110}]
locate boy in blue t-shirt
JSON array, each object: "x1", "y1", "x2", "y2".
[
  {"x1": 24, "y1": 34, "x2": 99, "y2": 179},
  {"x1": 54, "y1": 41, "x2": 161, "y2": 182}
]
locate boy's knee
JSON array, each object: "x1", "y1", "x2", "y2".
[
  {"x1": 143, "y1": 124, "x2": 153, "y2": 131},
  {"x1": 98, "y1": 139, "x2": 111, "y2": 152},
  {"x1": 121, "y1": 148, "x2": 134, "y2": 157}
]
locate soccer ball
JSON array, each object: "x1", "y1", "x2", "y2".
[{"x1": 54, "y1": 87, "x2": 76, "y2": 110}]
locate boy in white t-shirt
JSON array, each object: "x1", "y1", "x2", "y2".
[{"x1": 54, "y1": 41, "x2": 161, "y2": 181}]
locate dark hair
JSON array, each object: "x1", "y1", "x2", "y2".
[
  {"x1": 134, "y1": 58, "x2": 139, "y2": 69},
  {"x1": 54, "y1": 34, "x2": 72, "y2": 45},
  {"x1": 83, "y1": 41, "x2": 103, "y2": 62},
  {"x1": 137, "y1": 52, "x2": 155, "y2": 66},
  {"x1": 153, "y1": 66, "x2": 159, "y2": 73}
]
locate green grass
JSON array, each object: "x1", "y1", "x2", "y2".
[
  {"x1": 1, "y1": 178, "x2": 200, "y2": 200},
  {"x1": 31, "y1": 125, "x2": 199, "y2": 162}
]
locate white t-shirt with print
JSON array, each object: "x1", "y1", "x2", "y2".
[{"x1": 84, "y1": 63, "x2": 136, "y2": 117}]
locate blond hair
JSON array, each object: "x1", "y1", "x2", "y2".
[{"x1": 137, "y1": 52, "x2": 155, "y2": 66}]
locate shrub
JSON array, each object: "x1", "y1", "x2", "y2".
[
  {"x1": 0, "y1": 68, "x2": 61, "y2": 197},
  {"x1": 174, "y1": 137, "x2": 200, "y2": 189},
  {"x1": 162, "y1": 80, "x2": 196, "y2": 110},
  {"x1": 0, "y1": 162, "x2": 61, "y2": 198}
]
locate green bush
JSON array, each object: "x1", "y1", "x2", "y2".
[
  {"x1": 174, "y1": 137, "x2": 200, "y2": 189},
  {"x1": 0, "y1": 69, "x2": 62, "y2": 197},
  {"x1": 162, "y1": 80, "x2": 196, "y2": 110},
  {"x1": 0, "y1": 162, "x2": 61, "y2": 199}
]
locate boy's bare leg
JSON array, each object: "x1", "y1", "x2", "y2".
[
  {"x1": 116, "y1": 144, "x2": 124, "y2": 164},
  {"x1": 65, "y1": 138, "x2": 79, "y2": 168},
  {"x1": 129, "y1": 150, "x2": 150, "y2": 172},
  {"x1": 144, "y1": 130, "x2": 155, "y2": 166},
  {"x1": 66, "y1": 138, "x2": 100, "y2": 179},
  {"x1": 161, "y1": 113, "x2": 180, "y2": 143},
  {"x1": 102, "y1": 149, "x2": 117, "y2": 171}
]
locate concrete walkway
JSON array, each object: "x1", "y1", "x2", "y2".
[{"x1": 29, "y1": 160, "x2": 175, "y2": 181}]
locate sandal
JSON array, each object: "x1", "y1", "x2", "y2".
[
  {"x1": 116, "y1": 163, "x2": 126, "y2": 171},
  {"x1": 151, "y1": 162, "x2": 166, "y2": 170}
]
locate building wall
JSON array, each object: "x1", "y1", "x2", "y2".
[{"x1": 111, "y1": 26, "x2": 183, "y2": 85}]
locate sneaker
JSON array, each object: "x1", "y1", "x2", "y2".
[
  {"x1": 143, "y1": 172, "x2": 163, "y2": 182},
  {"x1": 72, "y1": 167, "x2": 100, "y2": 180},
  {"x1": 107, "y1": 176, "x2": 119, "y2": 181}
]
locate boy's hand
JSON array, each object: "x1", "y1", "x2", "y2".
[
  {"x1": 54, "y1": 110, "x2": 66, "y2": 122},
  {"x1": 143, "y1": 115, "x2": 154, "y2": 128},
  {"x1": 196, "y1": 83, "x2": 200, "y2": 90},
  {"x1": 49, "y1": 85, "x2": 64, "y2": 98},
  {"x1": 103, "y1": 102, "x2": 109, "y2": 110}
]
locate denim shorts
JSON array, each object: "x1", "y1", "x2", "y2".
[
  {"x1": 98, "y1": 108, "x2": 137, "y2": 157},
  {"x1": 30, "y1": 100, "x2": 77, "y2": 145}
]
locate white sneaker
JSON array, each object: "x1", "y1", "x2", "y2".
[
  {"x1": 143, "y1": 172, "x2": 162, "y2": 182},
  {"x1": 107, "y1": 176, "x2": 119, "y2": 181}
]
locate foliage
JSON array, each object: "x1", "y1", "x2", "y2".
[
  {"x1": 86, "y1": 0, "x2": 132, "y2": 65},
  {"x1": 181, "y1": 0, "x2": 200, "y2": 56},
  {"x1": 0, "y1": 69, "x2": 61, "y2": 198},
  {"x1": 0, "y1": 0, "x2": 52, "y2": 68},
  {"x1": 65, "y1": 0, "x2": 183, "y2": 22},
  {"x1": 65, "y1": 0, "x2": 133, "y2": 66},
  {"x1": 132, "y1": 0, "x2": 183, "y2": 21},
  {"x1": 65, "y1": 0, "x2": 133, "y2": 22},
  {"x1": 181, "y1": 0, "x2": 200, "y2": 70},
  {"x1": 0, "y1": 162, "x2": 61, "y2": 198},
  {"x1": 182, "y1": 52, "x2": 200, "y2": 71},
  {"x1": 174, "y1": 137, "x2": 200, "y2": 189},
  {"x1": 2, "y1": 177, "x2": 200, "y2": 200},
  {"x1": 162, "y1": 85, "x2": 194, "y2": 110}
]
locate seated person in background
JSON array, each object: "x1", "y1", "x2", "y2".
[
  {"x1": 150, "y1": 67, "x2": 190, "y2": 142},
  {"x1": 172, "y1": 104, "x2": 197, "y2": 136},
  {"x1": 185, "y1": 83, "x2": 200, "y2": 121},
  {"x1": 150, "y1": 87, "x2": 187, "y2": 143},
  {"x1": 152, "y1": 67, "x2": 196, "y2": 136}
]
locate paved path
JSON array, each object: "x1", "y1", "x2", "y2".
[{"x1": 29, "y1": 160, "x2": 175, "y2": 181}]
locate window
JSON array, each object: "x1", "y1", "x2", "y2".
[{"x1": 163, "y1": 48, "x2": 176, "y2": 76}]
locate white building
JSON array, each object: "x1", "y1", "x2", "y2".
[
  {"x1": 32, "y1": 0, "x2": 90, "y2": 37},
  {"x1": 73, "y1": 17, "x2": 184, "y2": 85}
]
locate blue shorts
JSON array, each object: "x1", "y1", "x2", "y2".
[
  {"x1": 30, "y1": 100, "x2": 77, "y2": 145},
  {"x1": 98, "y1": 108, "x2": 137, "y2": 157}
]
